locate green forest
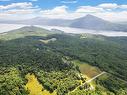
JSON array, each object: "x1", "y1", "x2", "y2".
[{"x1": 0, "y1": 26, "x2": 127, "y2": 95}]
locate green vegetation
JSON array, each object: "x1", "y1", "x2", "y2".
[
  {"x1": 0, "y1": 26, "x2": 127, "y2": 95},
  {"x1": 25, "y1": 73, "x2": 56, "y2": 95},
  {"x1": 0, "y1": 67, "x2": 28, "y2": 95},
  {"x1": 0, "y1": 27, "x2": 91, "y2": 95},
  {"x1": 72, "y1": 60, "x2": 102, "y2": 78},
  {"x1": 95, "y1": 73, "x2": 127, "y2": 95},
  {"x1": 0, "y1": 26, "x2": 60, "y2": 40},
  {"x1": 0, "y1": 35, "x2": 84, "y2": 95},
  {"x1": 46, "y1": 34, "x2": 127, "y2": 81},
  {"x1": 45, "y1": 33, "x2": 127, "y2": 94}
]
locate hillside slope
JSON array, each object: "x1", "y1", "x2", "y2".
[
  {"x1": 0, "y1": 26, "x2": 127, "y2": 95},
  {"x1": 0, "y1": 27, "x2": 94, "y2": 95}
]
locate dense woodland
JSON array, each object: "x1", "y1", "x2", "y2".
[
  {"x1": 46, "y1": 34, "x2": 127, "y2": 80},
  {"x1": 0, "y1": 26, "x2": 127, "y2": 95}
]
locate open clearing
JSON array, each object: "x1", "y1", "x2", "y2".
[
  {"x1": 40, "y1": 38, "x2": 57, "y2": 44},
  {"x1": 72, "y1": 60, "x2": 102, "y2": 78},
  {"x1": 25, "y1": 73, "x2": 56, "y2": 95}
]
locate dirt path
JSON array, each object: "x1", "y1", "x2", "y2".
[
  {"x1": 86, "y1": 72, "x2": 106, "y2": 83},
  {"x1": 68, "y1": 72, "x2": 106, "y2": 94}
]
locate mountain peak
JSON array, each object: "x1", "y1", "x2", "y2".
[
  {"x1": 75, "y1": 14, "x2": 102, "y2": 21},
  {"x1": 85, "y1": 14, "x2": 95, "y2": 18},
  {"x1": 16, "y1": 26, "x2": 49, "y2": 33},
  {"x1": 70, "y1": 14, "x2": 124, "y2": 31},
  {"x1": 84, "y1": 14, "x2": 102, "y2": 20},
  {"x1": 20, "y1": 26, "x2": 37, "y2": 30}
]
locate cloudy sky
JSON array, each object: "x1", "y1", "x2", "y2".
[{"x1": 0, "y1": 0, "x2": 127, "y2": 22}]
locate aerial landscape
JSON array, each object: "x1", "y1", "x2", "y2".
[{"x1": 0, "y1": 0, "x2": 127, "y2": 95}]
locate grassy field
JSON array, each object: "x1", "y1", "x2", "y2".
[
  {"x1": 25, "y1": 73, "x2": 56, "y2": 95},
  {"x1": 72, "y1": 60, "x2": 102, "y2": 78}
]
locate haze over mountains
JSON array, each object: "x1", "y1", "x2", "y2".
[
  {"x1": 69, "y1": 15, "x2": 127, "y2": 32},
  {"x1": 1, "y1": 15, "x2": 127, "y2": 32}
]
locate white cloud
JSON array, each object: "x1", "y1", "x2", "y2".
[
  {"x1": 40, "y1": 6, "x2": 68, "y2": 15},
  {"x1": 41, "y1": 4, "x2": 127, "y2": 22},
  {"x1": 61, "y1": 0, "x2": 78, "y2": 4},
  {"x1": 4, "y1": 9, "x2": 39, "y2": 14},
  {"x1": 120, "y1": 5, "x2": 127, "y2": 9},
  {"x1": 1, "y1": 2, "x2": 127, "y2": 22},
  {"x1": 76, "y1": 6, "x2": 104, "y2": 13},
  {"x1": 94, "y1": 11, "x2": 127, "y2": 22},
  {"x1": 0, "y1": 2, "x2": 40, "y2": 20},
  {"x1": 98, "y1": 3, "x2": 118, "y2": 9},
  {"x1": 98, "y1": 3, "x2": 127, "y2": 10},
  {"x1": 39, "y1": 6, "x2": 70, "y2": 19},
  {"x1": 0, "y1": 2, "x2": 33, "y2": 10}
]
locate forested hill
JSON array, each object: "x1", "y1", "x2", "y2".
[
  {"x1": 46, "y1": 33, "x2": 127, "y2": 80},
  {"x1": 0, "y1": 26, "x2": 127, "y2": 95},
  {"x1": 0, "y1": 26, "x2": 63, "y2": 40}
]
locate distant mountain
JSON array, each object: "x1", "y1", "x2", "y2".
[
  {"x1": 69, "y1": 14, "x2": 127, "y2": 32},
  {"x1": 1, "y1": 15, "x2": 127, "y2": 32},
  {"x1": 117, "y1": 21, "x2": 127, "y2": 26},
  {"x1": 22, "y1": 17, "x2": 71, "y2": 26}
]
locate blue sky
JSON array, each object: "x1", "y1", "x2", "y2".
[
  {"x1": 1, "y1": 0, "x2": 127, "y2": 10},
  {"x1": 0, "y1": 0, "x2": 127, "y2": 21}
]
